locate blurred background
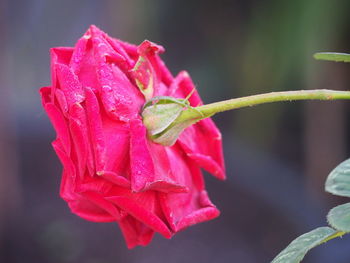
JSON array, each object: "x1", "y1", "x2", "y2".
[{"x1": 1, "y1": 0, "x2": 350, "y2": 262}]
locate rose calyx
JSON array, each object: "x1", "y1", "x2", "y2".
[{"x1": 141, "y1": 96, "x2": 203, "y2": 146}]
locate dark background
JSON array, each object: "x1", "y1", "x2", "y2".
[{"x1": 1, "y1": 0, "x2": 350, "y2": 262}]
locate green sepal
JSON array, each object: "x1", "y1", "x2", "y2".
[
  {"x1": 142, "y1": 96, "x2": 202, "y2": 146},
  {"x1": 152, "y1": 119, "x2": 197, "y2": 146},
  {"x1": 142, "y1": 103, "x2": 184, "y2": 136}
]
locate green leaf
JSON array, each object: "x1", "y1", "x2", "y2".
[
  {"x1": 271, "y1": 227, "x2": 337, "y2": 263},
  {"x1": 314, "y1": 52, "x2": 350, "y2": 62},
  {"x1": 327, "y1": 203, "x2": 350, "y2": 232},
  {"x1": 325, "y1": 158, "x2": 350, "y2": 197}
]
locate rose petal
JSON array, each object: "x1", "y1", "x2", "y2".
[
  {"x1": 40, "y1": 86, "x2": 52, "y2": 106},
  {"x1": 55, "y1": 89, "x2": 68, "y2": 114},
  {"x1": 129, "y1": 119, "x2": 187, "y2": 193},
  {"x1": 106, "y1": 186, "x2": 172, "y2": 238},
  {"x1": 105, "y1": 36, "x2": 135, "y2": 69},
  {"x1": 118, "y1": 215, "x2": 155, "y2": 249},
  {"x1": 52, "y1": 140, "x2": 76, "y2": 201},
  {"x1": 68, "y1": 198, "x2": 116, "y2": 223},
  {"x1": 129, "y1": 118, "x2": 155, "y2": 192},
  {"x1": 50, "y1": 47, "x2": 74, "y2": 96},
  {"x1": 69, "y1": 103, "x2": 89, "y2": 179},
  {"x1": 97, "y1": 171, "x2": 130, "y2": 188},
  {"x1": 84, "y1": 87, "x2": 105, "y2": 173},
  {"x1": 91, "y1": 31, "x2": 143, "y2": 121},
  {"x1": 44, "y1": 102, "x2": 71, "y2": 155},
  {"x1": 159, "y1": 147, "x2": 219, "y2": 232},
  {"x1": 81, "y1": 191, "x2": 123, "y2": 220},
  {"x1": 54, "y1": 63, "x2": 85, "y2": 106},
  {"x1": 69, "y1": 34, "x2": 89, "y2": 74},
  {"x1": 99, "y1": 110, "x2": 131, "y2": 181},
  {"x1": 146, "y1": 142, "x2": 188, "y2": 193}
]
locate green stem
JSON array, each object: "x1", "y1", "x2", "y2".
[{"x1": 177, "y1": 89, "x2": 350, "y2": 123}]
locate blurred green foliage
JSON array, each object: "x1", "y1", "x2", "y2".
[{"x1": 236, "y1": 0, "x2": 350, "y2": 146}]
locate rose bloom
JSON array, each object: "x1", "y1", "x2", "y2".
[{"x1": 40, "y1": 25, "x2": 225, "y2": 248}]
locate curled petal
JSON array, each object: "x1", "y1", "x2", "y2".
[
  {"x1": 44, "y1": 102, "x2": 71, "y2": 155},
  {"x1": 129, "y1": 119, "x2": 155, "y2": 192},
  {"x1": 129, "y1": 119, "x2": 187, "y2": 193},
  {"x1": 91, "y1": 32, "x2": 143, "y2": 121},
  {"x1": 97, "y1": 171, "x2": 130, "y2": 188},
  {"x1": 40, "y1": 86, "x2": 52, "y2": 105},
  {"x1": 108, "y1": 196, "x2": 171, "y2": 239},
  {"x1": 50, "y1": 47, "x2": 74, "y2": 66},
  {"x1": 137, "y1": 40, "x2": 165, "y2": 55},
  {"x1": 160, "y1": 147, "x2": 219, "y2": 232},
  {"x1": 102, "y1": 30, "x2": 135, "y2": 69},
  {"x1": 76, "y1": 176, "x2": 113, "y2": 194},
  {"x1": 84, "y1": 87, "x2": 105, "y2": 173},
  {"x1": 70, "y1": 36, "x2": 100, "y2": 92},
  {"x1": 52, "y1": 140, "x2": 76, "y2": 201},
  {"x1": 107, "y1": 186, "x2": 172, "y2": 239},
  {"x1": 86, "y1": 85, "x2": 133, "y2": 181},
  {"x1": 55, "y1": 89, "x2": 68, "y2": 114},
  {"x1": 146, "y1": 142, "x2": 188, "y2": 193},
  {"x1": 107, "y1": 41, "x2": 134, "y2": 68},
  {"x1": 68, "y1": 198, "x2": 116, "y2": 223},
  {"x1": 131, "y1": 40, "x2": 169, "y2": 99},
  {"x1": 54, "y1": 63, "x2": 85, "y2": 106},
  {"x1": 69, "y1": 103, "x2": 89, "y2": 179},
  {"x1": 50, "y1": 47, "x2": 74, "y2": 96},
  {"x1": 118, "y1": 215, "x2": 155, "y2": 249},
  {"x1": 173, "y1": 191, "x2": 220, "y2": 232},
  {"x1": 81, "y1": 191, "x2": 123, "y2": 220},
  {"x1": 69, "y1": 34, "x2": 89, "y2": 74}
]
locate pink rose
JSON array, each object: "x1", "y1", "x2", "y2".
[{"x1": 40, "y1": 25, "x2": 225, "y2": 248}]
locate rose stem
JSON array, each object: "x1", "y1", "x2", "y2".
[{"x1": 176, "y1": 89, "x2": 350, "y2": 122}]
